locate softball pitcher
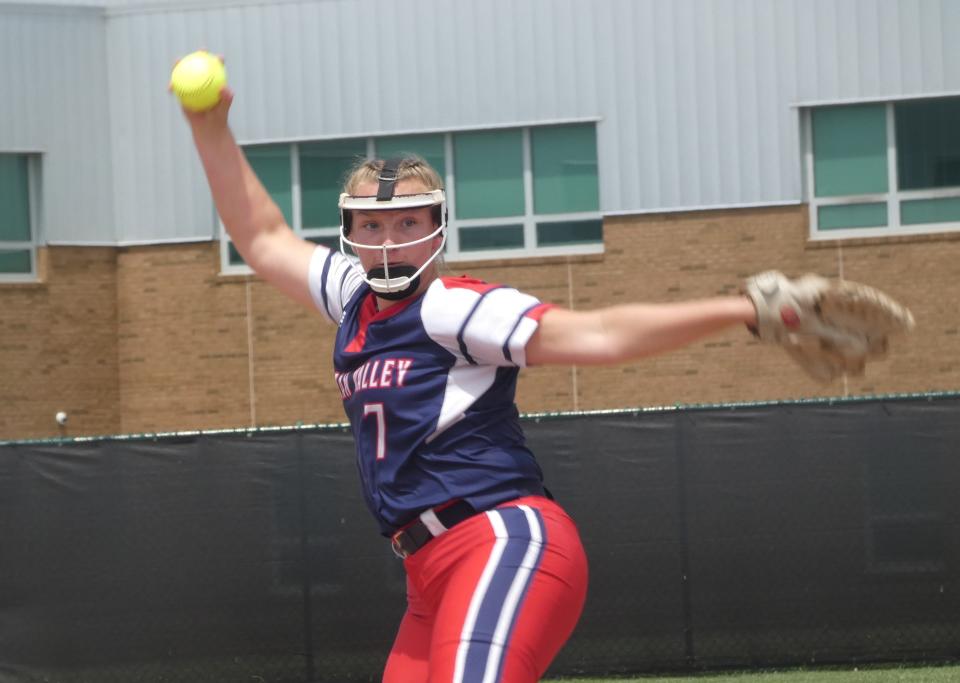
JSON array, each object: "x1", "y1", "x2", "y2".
[{"x1": 179, "y1": 82, "x2": 912, "y2": 683}]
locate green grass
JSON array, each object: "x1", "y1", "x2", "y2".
[{"x1": 555, "y1": 663, "x2": 960, "y2": 682}]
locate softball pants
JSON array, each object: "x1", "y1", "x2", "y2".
[{"x1": 382, "y1": 495, "x2": 588, "y2": 683}]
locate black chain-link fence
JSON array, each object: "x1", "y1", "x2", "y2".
[{"x1": 2, "y1": 393, "x2": 959, "y2": 682}]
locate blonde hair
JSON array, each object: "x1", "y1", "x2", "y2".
[
  {"x1": 342, "y1": 155, "x2": 448, "y2": 275},
  {"x1": 343, "y1": 155, "x2": 444, "y2": 195}
]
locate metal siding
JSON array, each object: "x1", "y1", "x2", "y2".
[
  {"x1": 754, "y1": 0, "x2": 781, "y2": 201},
  {"x1": 857, "y1": 0, "x2": 882, "y2": 99},
  {"x1": 0, "y1": 7, "x2": 114, "y2": 243},
  {"x1": 1, "y1": 1, "x2": 104, "y2": 5},
  {"x1": 918, "y1": 0, "x2": 944, "y2": 91},
  {"x1": 774, "y1": 0, "x2": 801, "y2": 206},
  {"x1": 943, "y1": 0, "x2": 960, "y2": 91},
  {"x1": 4, "y1": 0, "x2": 960, "y2": 243},
  {"x1": 901, "y1": 0, "x2": 925, "y2": 91},
  {"x1": 654, "y1": 1, "x2": 679, "y2": 207},
  {"x1": 515, "y1": 0, "x2": 539, "y2": 119},
  {"x1": 606, "y1": 0, "x2": 641, "y2": 210},
  {"x1": 715, "y1": 0, "x2": 741, "y2": 202},
  {"x1": 736, "y1": 0, "x2": 760, "y2": 203}
]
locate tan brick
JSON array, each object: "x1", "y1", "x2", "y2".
[
  {"x1": 0, "y1": 247, "x2": 120, "y2": 439},
  {"x1": 1, "y1": 204, "x2": 957, "y2": 440}
]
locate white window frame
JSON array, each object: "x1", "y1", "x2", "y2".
[
  {"x1": 804, "y1": 99, "x2": 960, "y2": 241},
  {"x1": 220, "y1": 141, "x2": 346, "y2": 276},
  {"x1": 220, "y1": 120, "x2": 603, "y2": 275},
  {"x1": 0, "y1": 153, "x2": 41, "y2": 283}
]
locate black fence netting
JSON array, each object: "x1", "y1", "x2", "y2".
[{"x1": 1, "y1": 394, "x2": 959, "y2": 682}]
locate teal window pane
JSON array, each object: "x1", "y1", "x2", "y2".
[
  {"x1": 301, "y1": 139, "x2": 366, "y2": 229},
  {"x1": 900, "y1": 197, "x2": 960, "y2": 226},
  {"x1": 454, "y1": 129, "x2": 524, "y2": 219},
  {"x1": 459, "y1": 224, "x2": 524, "y2": 252},
  {"x1": 532, "y1": 124, "x2": 599, "y2": 214},
  {"x1": 536, "y1": 219, "x2": 603, "y2": 246},
  {"x1": 374, "y1": 134, "x2": 446, "y2": 180},
  {"x1": 306, "y1": 234, "x2": 341, "y2": 251},
  {"x1": 0, "y1": 155, "x2": 31, "y2": 241},
  {"x1": 227, "y1": 241, "x2": 247, "y2": 266},
  {"x1": 813, "y1": 105, "x2": 887, "y2": 197},
  {"x1": 817, "y1": 203, "x2": 888, "y2": 230},
  {"x1": 244, "y1": 145, "x2": 293, "y2": 226},
  {"x1": 0, "y1": 249, "x2": 32, "y2": 273},
  {"x1": 895, "y1": 97, "x2": 960, "y2": 190}
]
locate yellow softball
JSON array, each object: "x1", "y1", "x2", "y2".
[{"x1": 170, "y1": 50, "x2": 227, "y2": 112}]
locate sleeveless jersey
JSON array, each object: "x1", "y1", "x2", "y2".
[{"x1": 307, "y1": 246, "x2": 554, "y2": 535}]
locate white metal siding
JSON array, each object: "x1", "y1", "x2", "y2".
[
  {"x1": 2, "y1": 0, "x2": 960, "y2": 243},
  {"x1": 0, "y1": 6, "x2": 114, "y2": 243}
]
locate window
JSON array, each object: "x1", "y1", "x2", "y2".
[
  {"x1": 221, "y1": 122, "x2": 601, "y2": 272},
  {"x1": 805, "y1": 96, "x2": 960, "y2": 239},
  {"x1": 0, "y1": 153, "x2": 39, "y2": 281}
]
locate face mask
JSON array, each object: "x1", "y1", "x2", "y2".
[
  {"x1": 339, "y1": 159, "x2": 448, "y2": 296},
  {"x1": 339, "y1": 191, "x2": 447, "y2": 296}
]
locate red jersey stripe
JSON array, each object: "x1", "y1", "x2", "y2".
[{"x1": 343, "y1": 291, "x2": 419, "y2": 353}]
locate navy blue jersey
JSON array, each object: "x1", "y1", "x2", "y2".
[{"x1": 308, "y1": 246, "x2": 552, "y2": 535}]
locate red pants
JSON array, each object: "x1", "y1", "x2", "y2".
[{"x1": 382, "y1": 496, "x2": 588, "y2": 683}]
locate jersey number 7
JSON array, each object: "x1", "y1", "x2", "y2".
[{"x1": 363, "y1": 403, "x2": 387, "y2": 460}]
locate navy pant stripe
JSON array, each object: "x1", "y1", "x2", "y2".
[{"x1": 458, "y1": 505, "x2": 545, "y2": 683}]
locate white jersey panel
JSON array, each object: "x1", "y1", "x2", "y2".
[
  {"x1": 421, "y1": 278, "x2": 544, "y2": 368},
  {"x1": 307, "y1": 245, "x2": 365, "y2": 325},
  {"x1": 426, "y1": 364, "x2": 499, "y2": 443}
]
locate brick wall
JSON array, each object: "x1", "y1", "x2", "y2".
[
  {"x1": 2, "y1": 204, "x2": 957, "y2": 440},
  {"x1": 114, "y1": 243, "x2": 252, "y2": 434},
  {"x1": 563, "y1": 205, "x2": 954, "y2": 407},
  {"x1": 0, "y1": 247, "x2": 120, "y2": 439}
]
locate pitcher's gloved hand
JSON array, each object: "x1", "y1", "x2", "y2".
[{"x1": 743, "y1": 271, "x2": 915, "y2": 383}]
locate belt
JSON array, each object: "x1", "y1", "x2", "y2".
[{"x1": 391, "y1": 500, "x2": 479, "y2": 559}]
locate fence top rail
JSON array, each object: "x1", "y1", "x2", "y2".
[{"x1": 2, "y1": 390, "x2": 958, "y2": 448}]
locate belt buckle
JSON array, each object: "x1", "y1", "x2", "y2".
[{"x1": 391, "y1": 531, "x2": 410, "y2": 559}]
